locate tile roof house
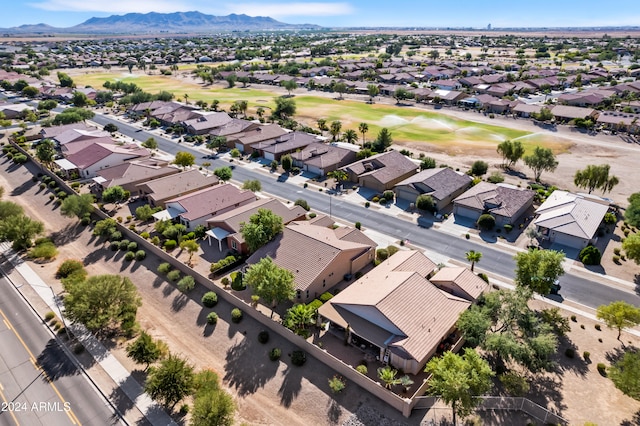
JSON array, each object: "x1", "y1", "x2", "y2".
[
  {"x1": 182, "y1": 112, "x2": 233, "y2": 135},
  {"x1": 253, "y1": 131, "x2": 322, "y2": 161},
  {"x1": 246, "y1": 222, "x2": 377, "y2": 302},
  {"x1": 209, "y1": 119, "x2": 259, "y2": 138},
  {"x1": 228, "y1": 124, "x2": 288, "y2": 154},
  {"x1": 341, "y1": 150, "x2": 418, "y2": 192},
  {"x1": 394, "y1": 168, "x2": 472, "y2": 211},
  {"x1": 550, "y1": 105, "x2": 597, "y2": 122},
  {"x1": 40, "y1": 123, "x2": 98, "y2": 139},
  {"x1": 163, "y1": 184, "x2": 256, "y2": 230},
  {"x1": 318, "y1": 251, "x2": 475, "y2": 374},
  {"x1": 453, "y1": 182, "x2": 535, "y2": 227},
  {"x1": 136, "y1": 169, "x2": 219, "y2": 207},
  {"x1": 206, "y1": 198, "x2": 307, "y2": 253},
  {"x1": 429, "y1": 267, "x2": 488, "y2": 301},
  {"x1": 291, "y1": 143, "x2": 357, "y2": 177},
  {"x1": 53, "y1": 128, "x2": 111, "y2": 147},
  {"x1": 61, "y1": 136, "x2": 117, "y2": 155},
  {"x1": 533, "y1": 190, "x2": 610, "y2": 249},
  {"x1": 93, "y1": 159, "x2": 180, "y2": 193},
  {"x1": 65, "y1": 142, "x2": 150, "y2": 179}
]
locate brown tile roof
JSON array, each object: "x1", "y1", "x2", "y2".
[
  {"x1": 246, "y1": 222, "x2": 376, "y2": 292},
  {"x1": 66, "y1": 143, "x2": 149, "y2": 169},
  {"x1": 96, "y1": 160, "x2": 179, "y2": 189},
  {"x1": 550, "y1": 105, "x2": 596, "y2": 119},
  {"x1": 255, "y1": 131, "x2": 321, "y2": 154},
  {"x1": 319, "y1": 251, "x2": 470, "y2": 363},
  {"x1": 430, "y1": 267, "x2": 487, "y2": 301},
  {"x1": 342, "y1": 150, "x2": 417, "y2": 185},
  {"x1": 40, "y1": 122, "x2": 98, "y2": 139},
  {"x1": 183, "y1": 112, "x2": 233, "y2": 131},
  {"x1": 166, "y1": 183, "x2": 256, "y2": 221},
  {"x1": 395, "y1": 168, "x2": 472, "y2": 202},
  {"x1": 206, "y1": 198, "x2": 307, "y2": 234},
  {"x1": 208, "y1": 119, "x2": 257, "y2": 137},
  {"x1": 230, "y1": 124, "x2": 288, "y2": 146},
  {"x1": 291, "y1": 143, "x2": 357, "y2": 170},
  {"x1": 136, "y1": 169, "x2": 218, "y2": 203},
  {"x1": 454, "y1": 182, "x2": 534, "y2": 220},
  {"x1": 61, "y1": 137, "x2": 117, "y2": 155}
]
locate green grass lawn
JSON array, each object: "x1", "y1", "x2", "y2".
[{"x1": 72, "y1": 71, "x2": 571, "y2": 153}]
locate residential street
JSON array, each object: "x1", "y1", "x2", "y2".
[{"x1": 90, "y1": 112, "x2": 640, "y2": 311}]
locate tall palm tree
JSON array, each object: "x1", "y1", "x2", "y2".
[
  {"x1": 358, "y1": 122, "x2": 369, "y2": 146},
  {"x1": 184, "y1": 93, "x2": 189, "y2": 105},
  {"x1": 465, "y1": 250, "x2": 482, "y2": 272},
  {"x1": 330, "y1": 120, "x2": 342, "y2": 141},
  {"x1": 343, "y1": 129, "x2": 358, "y2": 144}
]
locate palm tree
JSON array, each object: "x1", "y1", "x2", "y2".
[
  {"x1": 330, "y1": 120, "x2": 342, "y2": 141},
  {"x1": 327, "y1": 170, "x2": 348, "y2": 190},
  {"x1": 358, "y1": 122, "x2": 369, "y2": 146},
  {"x1": 184, "y1": 93, "x2": 189, "y2": 105},
  {"x1": 343, "y1": 129, "x2": 358, "y2": 144},
  {"x1": 377, "y1": 366, "x2": 401, "y2": 389},
  {"x1": 465, "y1": 250, "x2": 482, "y2": 272},
  {"x1": 317, "y1": 118, "x2": 328, "y2": 134}
]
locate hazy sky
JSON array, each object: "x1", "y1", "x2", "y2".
[{"x1": 4, "y1": 0, "x2": 639, "y2": 28}]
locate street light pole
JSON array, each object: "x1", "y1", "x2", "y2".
[{"x1": 50, "y1": 286, "x2": 71, "y2": 341}]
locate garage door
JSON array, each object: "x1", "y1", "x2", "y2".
[
  {"x1": 263, "y1": 152, "x2": 275, "y2": 161},
  {"x1": 454, "y1": 205, "x2": 481, "y2": 221},
  {"x1": 551, "y1": 232, "x2": 584, "y2": 249},
  {"x1": 396, "y1": 187, "x2": 418, "y2": 203}
]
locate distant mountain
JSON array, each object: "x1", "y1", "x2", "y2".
[{"x1": 0, "y1": 11, "x2": 322, "y2": 34}]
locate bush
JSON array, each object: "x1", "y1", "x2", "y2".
[
  {"x1": 356, "y1": 364, "x2": 368, "y2": 375},
  {"x1": 118, "y1": 240, "x2": 130, "y2": 250},
  {"x1": 294, "y1": 199, "x2": 310, "y2": 211},
  {"x1": 158, "y1": 262, "x2": 172, "y2": 275},
  {"x1": 376, "y1": 248, "x2": 389, "y2": 261},
  {"x1": 230, "y1": 271, "x2": 245, "y2": 291},
  {"x1": 291, "y1": 350, "x2": 306, "y2": 366},
  {"x1": 56, "y1": 259, "x2": 85, "y2": 279},
  {"x1": 583, "y1": 351, "x2": 591, "y2": 361},
  {"x1": 124, "y1": 251, "x2": 135, "y2": 261},
  {"x1": 503, "y1": 224, "x2": 513, "y2": 233},
  {"x1": 365, "y1": 201, "x2": 370, "y2": 208},
  {"x1": 477, "y1": 273, "x2": 489, "y2": 284},
  {"x1": 571, "y1": 315, "x2": 577, "y2": 322},
  {"x1": 595, "y1": 324, "x2": 601, "y2": 331},
  {"x1": 210, "y1": 255, "x2": 237, "y2": 273},
  {"x1": 387, "y1": 245, "x2": 399, "y2": 257},
  {"x1": 420, "y1": 157, "x2": 437, "y2": 170},
  {"x1": 355, "y1": 221, "x2": 361, "y2": 230},
  {"x1": 167, "y1": 270, "x2": 181, "y2": 282},
  {"x1": 477, "y1": 214, "x2": 496, "y2": 230},
  {"x1": 269, "y1": 348, "x2": 282, "y2": 361},
  {"x1": 164, "y1": 239, "x2": 177, "y2": 250},
  {"x1": 319, "y1": 292, "x2": 334, "y2": 303},
  {"x1": 603, "y1": 212, "x2": 617, "y2": 225},
  {"x1": 110, "y1": 242, "x2": 120, "y2": 251},
  {"x1": 597, "y1": 363, "x2": 607, "y2": 376},
  {"x1": 231, "y1": 308, "x2": 243, "y2": 323},
  {"x1": 28, "y1": 241, "x2": 58, "y2": 260},
  {"x1": 308, "y1": 299, "x2": 323, "y2": 311},
  {"x1": 383, "y1": 190, "x2": 394, "y2": 201},
  {"x1": 135, "y1": 250, "x2": 146, "y2": 260},
  {"x1": 201, "y1": 291, "x2": 218, "y2": 308},
  {"x1": 39, "y1": 182, "x2": 46, "y2": 190},
  {"x1": 565, "y1": 348, "x2": 575, "y2": 358},
  {"x1": 487, "y1": 171, "x2": 505, "y2": 183},
  {"x1": 328, "y1": 375, "x2": 346, "y2": 393},
  {"x1": 579, "y1": 245, "x2": 601, "y2": 265},
  {"x1": 44, "y1": 311, "x2": 56, "y2": 321},
  {"x1": 258, "y1": 331, "x2": 269, "y2": 344},
  {"x1": 177, "y1": 276, "x2": 195, "y2": 292},
  {"x1": 416, "y1": 194, "x2": 435, "y2": 212},
  {"x1": 110, "y1": 231, "x2": 122, "y2": 241},
  {"x1": 613, "y1": 255, "x2": 621, "y2": 264},
  {"x1": 614, "y1": 247, "x2": 621, "y2": 256},
  {"x1": 499, "y1": 372, "x2": 530, "y2": 396},
  {"x1": 206, "y1": 312, "x2": 218, "y2": 325},
  {"x1": 80, "y1": 216, "x2": 91, "y2": 226},
  {"x1": 470, "y1": 160, "x2": 489, "y2": 176},
  {"x1": 151, "y1": 236, "x2": 160, "y2": 246},
  {"x1": 127, "y1": 242, "x2": 138, "y2": 252}
]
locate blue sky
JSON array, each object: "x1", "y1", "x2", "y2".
[{"x1": 3, "y1": 0, "x2": 639, "y2": 28}]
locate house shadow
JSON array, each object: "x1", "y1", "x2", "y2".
[
  {"x1": 223, "y1": 336, "x2": 278, "y2": 397},
  {"x1": 478, "y1": 230, "x2": 498, "y2": 243}
]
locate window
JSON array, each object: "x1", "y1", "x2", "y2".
[{"x1": 231, "y1": 240, "x2": 237, "y2": 250}]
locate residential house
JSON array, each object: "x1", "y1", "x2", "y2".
[
  {"x1": 228, "y1": 125, "x2": 289, "y2": 155},
  {"x1": 550, "y1": 105, "x2": 597, "y2": 123},
  {"x1": 429, "y1": 267, "x2": 488, "y2": 301},
  {"x1": 596, "y1": 111, "x2": 640, "y2": 132},
  {"x1": 64, "y1": 142, "x2": 150, "y2": 179},
  {"x1": 533, "y1": 190, "x2": 610, "y2": 249},
  {"x1": 513, "y1": 103, "x2": 544, "y2": 118},
  {"x1": 205, "y1": 198, "x2": 307, "y2": 253},
  {"x1": 394, "y1": 168, "x2": 472, "y2": 211},
  {"x1": 0, "y1": 103, "x2": 34, "y2": 119},
  {"x1": 40, "y1": 122, "x2": 98, "y2": 139},
  {"x1": 183, "y1": 112, "x2": 233, "y2": 135},
  {"x1": 318, "y1": 251, "x2": 475, "y2": 374},
  {"x1": 161, "y1": 184, "x2": 256, "y2": 230},
  {"x1": 253, "y1": 131, "x2": 322, "y2": 161},
  {"x1": 209, "y1": 119, "x2": 259, "y2": 138},
  {"x1": 136, "y1": 169, "x2": 219, "y2": 207},
  {"x1": 291, "y1": 142, "x2": 357, "y2": 176},
  {"x1": 341, "y1": 150, "x2": 417, "y2": 192},
  {"x1": 93, "y1": 159, "x2": 180, "y2": 193},
  {"x1": 246, "y1": 222, "x2": 377, "y2": 301},
  {"x1": 453, "y1": 182, "x2": 535, "y2": 226}
]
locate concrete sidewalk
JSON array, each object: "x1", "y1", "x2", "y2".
[{"x1": 0, "y1": 242, "x2": 176, "y2": 426}]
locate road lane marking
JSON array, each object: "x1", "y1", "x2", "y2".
[
  {"x1": 0, "y1": 381, "x2": 20, "y2": 426},
  {"x1": 0, "y1": 309, "x2": 81, "y2": 425}
]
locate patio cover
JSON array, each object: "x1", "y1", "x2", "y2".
[
  {"x1": 152, "y1": 207, "x2": 181, "y2": 222},
  {"x1": 206, "y1": 227, "x2": 230, "y2": 250},
  {"x1": 54, "y1": 158, "x2": 77, "y2": 170}
]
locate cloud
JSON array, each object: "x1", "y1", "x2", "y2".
[
  {"x1": 29, "y1": 0, "x2": 193, "y2": 14},
  {"x1": 224, "y1": 2, "x2": 354, "y2": 17}
]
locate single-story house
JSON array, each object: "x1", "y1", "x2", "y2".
[
  {"x1": 40, "y1": 123, "x2": 98, "y2": 139},
  {"x1": 550, "y1": 105, "x2": 597, "y2": 122},
  {"x1": 394, "y1": 168, "x2": 472, "y2": 211},
  {"x1": 291, "y1": 143, "x2": 357, "y2": 176},
  {"x1": 161, "y1": 183, "x2": 256, "y2": 230},
  {"x1": 183, "y1": 112, "x2": 233, "y2": 135},
  {"x1": 318, "y1": 251, "x2": 475, "y2": 374},
  {"x1": 513, "y1": 103, "x2": 544, "y2": 118},
  {"x1": 533, "y1": 190, "x2": 610, "y2": 249},
  {"x1": 136, "y1": 169, "x2": 219, "y2": 208},
  {"x1": 206, "y1": 198, "x2": 307, "y2": 253},
  {"x1": 453, "y1": 182, "x2": 535, "y2": 227},
  {"x1": 246, "y1": 222, "x2": 377, "y2": 302},
  {"x1": 429, "y1": 267, "x2": 488, "y2": 301},
  {"x1": 253, "y1": 131, "x2": 322, "y2": 161},
  {"x1": 228, "y1": 124, "x2": 288, "y2": 154},
  {"x1": 0, "y1": 102, "x2": 34, "y2": 119},
  {"x1": 341, "y1": 150, "x2": 417, "y2": 192},
  {"x1": 93, "y1": 159, "x2": 179, "y2": 193},
  {"x1": 64, "y1": 142, "x2": 150, "y2": 179}
]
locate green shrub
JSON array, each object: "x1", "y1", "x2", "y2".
[
  {"x1": 269, "y1": 348, "x2": 282, "y2": 361},
  {"x1": 565, "y1": 348, "x2": 575, "y2": 358},
  {"x1": 499, "y1": 372, "x2": 530, "y2": 396},
  {"x1": 595, "y1": 324, "x2": 601, "y2": 331},
  {"x1": 487, "y1": 171, "x2": 504, "y2": 183},
  {"x1": 135, "y1": 250, "x2": 146, "y2": 260},
  {"x1": 44, "y1": 311, "x2": 56, "y2": 321},
  {"x1": 127, "y1": 241, "x2": 138, "y2": 252},
  {"x1": 177, "y1": 275, "x2": 195, "y2": 292},
  {"x1": 291, "y1": 350, "x2": 306, "y2": 366},
  {"x1": 158, "y1": 262, "x2": 172, "y2": 274},
  {"x1": 201, "y1": 291, "x2": 218, "y2": 308},
  {"x1": 356, "y1": 364, "x2": 368, "y2": 374},
  {"x1": 124, "y1": 251, "x2": 135, "y2": 261},
  {"x1": 151, "y1": 236, "x2": 160, "y2": 246},
  {"x1": 387, "y1": 245, "x2": 399, "y2": 257},
  {"x1": 416, "y1": 194, "x2": 435, "y2": 212},
  {"x1": 167, "y1": 270, "x2": 181, "y2": 282},
  {"x1": 308, "y1": 299, "x2": 323, "y2": 311},
  {"x1": 80, "y1": 216, "x2": 91, "y2": 226},
  {"x1": 470, "y1": 160, "x2": 489, "y2": 176},
  {"x1": 39, "y1": 182, "x2": 46, "y2": 190},
  {"x1": 328, "y1": 375, "x2": 346, "y2": 393},
  {"x1": 164, "y1": 239, "x2": 177, "y2": 250},
  {"x1": 319, "y1": 292, "x2": 333, "y2": 303},
  {"x1": 118, "y1": 239, "x2": 130, "y2": 250},
  {"x1": 465, "y1": 233, "x2": 470, "y2": 239},
  {"x1": 294, "y1": 199, "x2": 310, "y2": 211},
  {"x1": 258, "y1": 330, "x2": 269, "y2": 344},
  {"x1": 56, "y1": 259, "x2": 86, "y2": 278},
  {"x1": 614, "y1": 247, "x2": 621, "y2": 256},
  {"x1": 477, "y1": 214, "x2": 496, "y2": 230},
  {"x1": 56, "y1": 191, "x2": 67, "y2": 199},
  {"x1": 613, "y1": 255, "x2": 621, "y2": 264},
  {"x1": 583, "y1": 351, "x2": 591, "y2": 361},
  {"x1": 571, "y1": 315, "x2": 577, "y2": 322},
  {"x1": 597, "y1": 363, "x2": 607, "y2": 376},
  {"x1": 210, "y1": 255, "x2": 237, "y2": 273},
  {"x1": 371, "y1": 196, "x2": 380, "y2": 203},
  {"x1": 383, "y1": 190, "x2": 394, "y2": 201},
  {"x1": 355, "y1": 221, "x2": 361, "y2": 230},
  {"x1": 110, "y1": 231, "x2": 122, "y2": 241},
  {"x1": 603, "y1": 212, "x2": 617, "y2": 225},
  {"x1": 230, "y1": 271, "x2": 245, "y2": 291},
  {"x1": 206, "y1": 312, "x2": 218, "y2": 325},
  {"x1": 503, "y1": 224, "x2": 513, "y2": 233},
  {"x1": 28, "y1": 241, "x2": 58, "y2": 260},
  {"x1": 376, "y1": 248, "x2": 389, "y2": 261},
  {"x1": 477, "y1": 273, "x2": 489, "y2": 284},
  {"x1": 231, "y1": 308, "x2": 243, "y2": 323},
  {"x1": 48, "y1": 181, "x2": 57, "y2": 188},
  {"x1": 365, "y1": 201, "x2": 370, "y2": 208},
  {"x1": 110, "y1": 242, "x2": 120, "y2": 251},
  {"x1": 579, "y1": 245, "x2": 601, "y2": 265}
]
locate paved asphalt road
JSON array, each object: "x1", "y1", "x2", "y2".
[
  {"x1": 89, "y1": 113, "x2": 640, "y2": 310},
  {"x1": 0, "y1": 274, "x2": 122, "y2": 426}
]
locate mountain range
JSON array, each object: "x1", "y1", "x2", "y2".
[{"x1": 0, "y1": 11, "x2": 322, "y2": 34}]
